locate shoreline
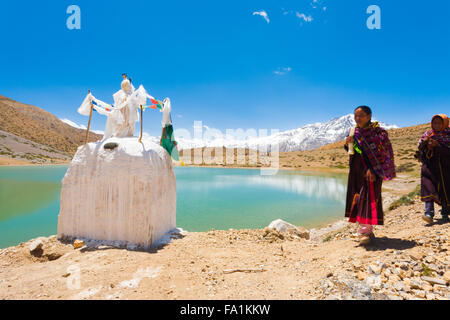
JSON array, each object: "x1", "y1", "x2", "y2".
[
  {"x1": 0, "y1": 160, "x2": 348, "y2": 173},
  {"x1": 0, "y1": 163, "x2": 69, "y2": 168},
  {"x1": 0, "y1": 156, "x2": 70, "y2": 167},
  {"x1": 2, "y1": 171, "x2": 446, "y2": 301}
]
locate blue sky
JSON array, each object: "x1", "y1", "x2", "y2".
[{"x1": 0, "y1": 0, "x2": 449, "y2": 137}]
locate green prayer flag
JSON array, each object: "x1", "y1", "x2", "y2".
[{"x1": 160, "y1": 124, "x2": 179, "y2": 161}]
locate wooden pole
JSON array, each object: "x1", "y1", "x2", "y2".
[
  {"x1": 84, "y1": 90, "x2": 94, "y2": 146},
  {"x1": 139, "y1": 105, "x2": 143, "y2": 143}
]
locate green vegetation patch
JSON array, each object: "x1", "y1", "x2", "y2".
[{"x1": 388, "y1": 185, "x2": 421, "y2": 211}]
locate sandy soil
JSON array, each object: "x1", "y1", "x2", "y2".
[
  {"x1": 0, "y1": 157, "x2": 69, "y2": 167},
  {"x1": 0, "y1": 174, "x2": 448, "y2": 300},
  {"x1": 0, "y1": 156, "x2": 32, "y2": 166}
]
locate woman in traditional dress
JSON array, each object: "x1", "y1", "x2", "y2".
[
  {"x1": 344, "y1": 106, "x2": 396, "y2": 245},
  {"x1": 416, "y1": 114, "x2": 450, "y2": 223}
]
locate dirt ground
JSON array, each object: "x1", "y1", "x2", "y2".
[{"x1": 0, "y1": 174, "x2": 448, "y2": 300}]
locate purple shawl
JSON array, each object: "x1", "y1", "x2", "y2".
[
  {"x1": 354, "y1": 121, "x2": 396, "y2": 181},
  {"x1": 418, "y1": 128, "x2": 450, "y2": 148}
]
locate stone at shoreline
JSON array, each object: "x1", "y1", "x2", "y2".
[
  {"x1": 267, "y1": 219, "x2": 310, "y2": 240},
  {"x1": 29, "y1": 239, "x2": 43, "y2": 254}
]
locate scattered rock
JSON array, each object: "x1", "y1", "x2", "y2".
[
  {"x1": 368, "y1": 265, "x2": 382, "y2": 275},
  {"x1": 327, "y1": 274, "x2": 375, "y2": 300},
  {"x1": 104, "y1": 142, "x2": 119, "y2": 150},
  {"x1": 409, "y1": 252, "x2": 425, "y2": 261},
  {"x1": 29, "y1": 239, "x2": 43, "y2": 254},
  {"x1": 45, "y1": 252, "x2": 63, "y2": 261},
  {"x1": 414, "y1": 290, "x2": 426, "y2": 298},
  {"x1": 442, "y1": 271, "x2": 450, "y2": 284},
  {"x1": 389, "y1": 275, "x2": 401, "y2": 283},
  {"x1": 393, "y1": 281, "x2": 404, "y2": 292},
  {"x1": 421, "y1": 276, "x2": 447, "y2": 286},
  {"x1": 357, "y1": 271, "x2": 368, "y2": 281},
  {"x1": 73, "y1": 240, "x2": 85, "y2": 249},
  {"x1": 423, "y1": 284, "x2": 434, "y2": 292},
  {"x1": 426, "y1": 293, "x2": 436, "y2": 300},
  {"x1": 366, "y1": 276, "x2": 382, "y2": 290},
  {"x1": 399, "y1": 262, "x2": 409, "y2": 271},
  {"x1": 409, "y1": 279, "x2": 422, "y2": 290}
]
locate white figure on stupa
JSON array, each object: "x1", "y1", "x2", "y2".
[
  {"x1": 78, "y1": 74, "x2": 147, "y2": 140},
  {"x1": 104, "y1": 74, "x2": 140, "y2": 139}
]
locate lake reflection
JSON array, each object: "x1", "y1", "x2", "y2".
[
  {"x1": 204, "y1": 173, "x2": 347, "y2": 203},
  {"x1": 175, "y1": 168, "x2": 347, "y2": 231}
]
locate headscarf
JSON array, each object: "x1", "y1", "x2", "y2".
[
  {"x1": 418, "y1": 114, "x2": 450, "y2": 147},
  {"x1": 354, "y1": 121, "x2": 396, "y2": 181}
]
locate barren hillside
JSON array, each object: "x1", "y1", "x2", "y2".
[{"x1": 0, "y1": 94, "x2": 102, "y2": 163}]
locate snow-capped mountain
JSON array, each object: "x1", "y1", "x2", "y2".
[
  {"x1": 175, "y1": 114, "x2": 397, "y2": 152},
  {"x1": 62, "y1": 114, "x2": 397, "y2": 153}
]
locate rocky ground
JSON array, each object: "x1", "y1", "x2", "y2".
[{"x1": 0, "y1": 184, "x2": 448, "y2": 300}]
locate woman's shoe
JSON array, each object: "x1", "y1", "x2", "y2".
[
  {"x1": 359, "y1": 233, "x2": 374, "y2": 245},
  {"x1": 422, "y1": 213, "x2": 434, "y2": 224}
]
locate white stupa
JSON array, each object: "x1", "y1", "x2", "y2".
[{"x1": 57, "y1": 77, "x2": 177, "y2": 248}]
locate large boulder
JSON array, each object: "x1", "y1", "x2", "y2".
[
  {"x1": 57, "y1": 137, "x2": 177, "y2": 249},
  {"x1": 267, "y1": 219, "x2": 310, "y2": 240}
]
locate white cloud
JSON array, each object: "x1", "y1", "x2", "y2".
[
  {"x1": 296, "y1": 12, "x2": 313, "y2": 23},
  {"x1": 253, "y1": 10, "x2": 270, "y2": 24},
  {"x1": 274, "y1": 67, "x2": 292, "y2": 75}
]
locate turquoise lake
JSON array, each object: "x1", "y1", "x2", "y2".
[{"x1": 0, "y1": 166, "x2": 348, "y2": 249}]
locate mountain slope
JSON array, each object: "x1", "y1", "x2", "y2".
[{"x1": 0, "y1": 95, "x2": 102, "y2": 159}]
